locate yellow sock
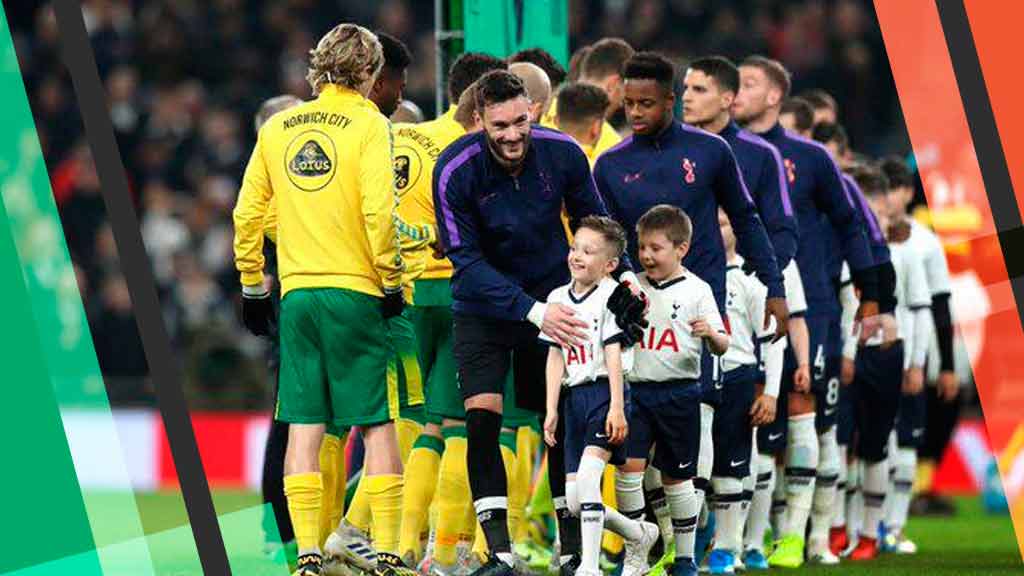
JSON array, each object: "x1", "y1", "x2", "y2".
[
  {"x1": 399, "y1": 434, "x2": 444, "y2": 561},
  {"x1": 915, "y1": 459, "x2": 937, "y2": 494},
  {"x1": 601, "y1": 464, "x2": 624, "y2": 555},
  {"x1": 284, "y1": 472, "x2": 323, "y2": 555},
  {"x1": 473, "y1": 520, "x2": 488, "y2": 561},
  {"x1": 512, "y1": 427, "x2": 539, "y2": 543},
  {"x1": 436, "y1": 430, "x2": 473, "y2": 566},
  {"x1": 345, "y1": 474, "x2": 372, "y2": 534},
  {"x1": 500, "y1": 433, "x2": 520, "y2": 540},
  {"x1": 318, "y1": 433, "x2": 347, "y2": 547},
  {"x1": 365, "y1": 473, "x2": 404, "y2": 554},
  {"x1": 397, "y1": 418, "x2": 423, "y2": 463}
]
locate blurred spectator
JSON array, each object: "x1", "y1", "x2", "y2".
[{"x1": 10, "y1": 0, "x2": 909, "y2": 409}]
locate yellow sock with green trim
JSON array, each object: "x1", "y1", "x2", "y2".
[
  {"x1": 397, "y1": 418, "x2": 423, "y2": 463},
  {"x1": 365, "y1": 473, "x2": 404, "y2": 554},
  {"x1": 284, "y1": 472, "x2": 323, "y2": 555},
  {"x1": 500, "y1": 431, "x2": 521, "y2": 539},
  {"x1": 399, "y1": 434, "x2": 444, "y2": 561},
  {"x1": 436, "y1": 428, "x2": 473, "y2": 566},
  {"x1": 318, "y1": 433, "x2": 347, "y2": 547}
]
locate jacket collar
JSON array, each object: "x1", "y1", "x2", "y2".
[{"x1": 318, "y1": 84, "x2": 379, "y2": 112}]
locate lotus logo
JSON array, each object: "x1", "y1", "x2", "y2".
[{"x1": 290, "y1": 141, "x2": 332, "y2": 176}]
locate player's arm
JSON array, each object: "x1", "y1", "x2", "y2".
[
  {"x1": 814, "y1": 155, "x2": 878, "y2": 304},
  {"x1": 924, "y1": 230, "x2": 956, "y2": 378},
  {"x1": 905, "y1": 251, "x2": 933, "y2": 392},
  {"x1": 360, "y1": 115, "x2": 404, "y2": 294},
  {"x1": 715, "y1": 147, "x2": 784, "y2": 298},
  {"x1": 756, "y1": 143, "x2": 799, "y2": 270},
  {"x1": 262, "y1": 195, "x2": 278, "y2": 243},
  {"x1": 433, "y1": 150, "x2": 535, "y2": 320},
  {"x1": 233, "y1": 133, "x2": 274, "y2": 288},
  {"x1": 543, "y1": 345, "x2": 566, "y2": 447}
]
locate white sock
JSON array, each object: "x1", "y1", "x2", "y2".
[
  {"x1": 696, "y1": 404, "x2": 714, "y2": 531},
  {"x1": 770, "y1": 463, "x2": 786, "y2": 538},
  {"x1": 832, "y1": 445, "x2": 848, "y2": 528},
  {"x1": 711, "y1": 476, "x2": 744, "y2": 554},
  {"x1": 645, "y1": 466, "x2": 672, "y2": 543},
  {"x1": 577, "y1": 455, "x2": 607, "y2": 573},
  {"x1": 665, "y1": 480, "x2": 700, "y2": 562},
  {"x1": 739, "y1": 433, "x2": 757, "y2": 532},
  {"x1": 885, "y1": 447, "x2": 916, "y2": 534},
  {"x1": 847, "y1": 461, "x2": 863, "y2": 541},
  {"x1": 861, "y1": 459, "x2": 888, "y2": 540},
  {"x1": 616, "y1": 470, "x2": 646, "y2": 520},
  {"x1": 783, "y1": 413, "x2": 818, "y2": 537},
  {"x1": 882, "y1": 431, "x2": 899, "y2": 522},
  {"x1": 810, "y1": 426, "x2": 840, "y2": 549},
  {"x1": 744, "y1": 453, "x2": 775, "y2": 552}
]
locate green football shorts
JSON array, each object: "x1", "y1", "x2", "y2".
[{"x1": 277, "y1": 287, "x2": 397, "y2": 428}]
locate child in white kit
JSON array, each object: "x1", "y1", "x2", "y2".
[
  {"x1": 541, "y1": 216, "x2": 659, "y2": 576},
  {"x1": 613, "y1": 205, "x2": 730, "y2": 576}
]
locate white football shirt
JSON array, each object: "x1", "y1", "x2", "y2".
[
  {"x1": 630, "y1": 270, "x2": 727, "y2": 382},
  {"x1": 907, "y1": 219, "x2": 952, "y2": 296},
  {"x1": 540, "y1": 277, "x2": 633, "y2": 387},
  {"x1": 866, "y1": 242, "x2": 932, "y2": 369},
  {"x1": 722, "y1": 256, "x2": 774, "y2": 372}
]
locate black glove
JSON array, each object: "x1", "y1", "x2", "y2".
[
  {"x1": 382, "y1": 290, "x2": 405, "y2": 320},
  {"x1": 241, "y1": 289, "x2": 274, "y2": 336},
  {"x1": 607, "y1": 281, "x2": 648, "y2": 346}
]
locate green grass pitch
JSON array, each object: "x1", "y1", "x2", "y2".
[{"x1": 90, "y1": 491, "x2": 1021, "y2": 575}]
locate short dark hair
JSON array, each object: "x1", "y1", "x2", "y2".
[
  {"x1": 475, "y1": 70, "x2": 527, "y2": 111},
  {"x1": 622, "y1": 52, "x2": 675, "y2": 92},
  {"x1": 687, "y1": 55, "x2": 739, "y2": 94},
  {"x1": 448, "y1": 52, "x2": 507, "y2": 102},
  {"x1": 812, "y1": 122, "x2": 849, "y2": 155},
  {"x1": 509, "y1": 48, "x2": 567, "y2": 87},
  {"x1": 637, "y1": 204, "x2": 692, "y2": 246},
  {"x1": 568, "y1": 45, "x2": 593, "y2": 82},
  {"x1": 377, "y1": 32, "x2": 412, "y2": 71},
  {"x1": 581, "y1": 37, "x2": 634, "y2": 79},
  {"x1": 848, "y1": 163, "x2": 890, "y2": 198},
  {"x1": 556, "y1": 83, "x2": 609, "y2": 127},
  {"x1": 878, "y1": 156, "x2": 914, "y2": 189},
  {"x1": 579, "y1": 215, "x2": 627, "y2": 258},
  {"x1": 740, "y1": 55, "x2": 791, "y2": 98},
  {"x1": 781, "y1": 97, "x2": 815, "y2": 133},
  {"x1": 799, "y1": 89, "x2": 838, "y2": 114}
]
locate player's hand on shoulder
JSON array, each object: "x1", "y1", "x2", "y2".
[{"x1": 543, "y1": 302, "x2": 590, "y2": 347}]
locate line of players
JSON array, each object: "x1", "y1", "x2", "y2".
[{"x1": 244, "y1": 30, "x2": 953, "y2": 576}]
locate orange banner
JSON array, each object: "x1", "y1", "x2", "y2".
[{"x1": 875, "y1": 0, "x2": 1024, "y2": 557}]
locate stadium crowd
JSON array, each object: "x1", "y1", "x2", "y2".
[
  {"x1": 6, "y1": 1, "x2": 979, "y2": 576},
  {"x1": 7, "y1": 0, "x2": 907, "y2": 405}
]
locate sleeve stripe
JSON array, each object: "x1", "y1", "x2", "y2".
[
  {"x1": 844, "y1": 175, "x2": 885, "y2": 244},
  {"x1": 436, "y1": 142, "x2": 483, "y2": 249},
  {"x1": 738, "y1": 131, "x2": 793, "y2": 217}
]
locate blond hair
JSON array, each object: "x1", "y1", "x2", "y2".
[{"x1": 306, "y1": 24, "x2": 383, "y2": 94}]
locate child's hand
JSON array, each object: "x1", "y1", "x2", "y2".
[
  {"x1": 841, "y1": 358, "x2": 855, "y2": 386},
  {"x1": 605, "y1": 407, "x2": 628, "y2": 445},
  {"x1": 689, "y1": 317, "x2": 712, "y2": 338},
  {"x1": 794, "y1": 363, "x2": 811, "y2": 393},
  {"x1": 749, "y1": 392, "x2": 777, "y2": 426},
  {"x1": 903, "y1": 367, "x2": 924, "y2": 395},
  {"x1": 543, "y1": 410, "x2": 559, "y2": 447}
]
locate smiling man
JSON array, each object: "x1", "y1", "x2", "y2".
[{"x1": 432, "y1": 70, "x2": 643, "y2": 576}]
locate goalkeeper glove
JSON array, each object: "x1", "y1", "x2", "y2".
[
  {"x1": 607, "y1": 280, "x2": 648, "y2": 346},
  {"x1": 241, "y1": 285, "x2": 274, "y2": 336},
  {"x1": 382, "y1": 288, "x2": 405, "y2": 320}
]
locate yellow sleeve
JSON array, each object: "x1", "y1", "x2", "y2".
[
  {"x1": 361, "y1": 115, "x2": 404, "y2": 292},
  {"x1": 233, "y1": 134, "x2": 273, "y2": 287},
  {"x1": 262, "y1": 194, "x2": 278, "y2": 243}
]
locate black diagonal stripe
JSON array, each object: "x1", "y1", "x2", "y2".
[
  {"x1": 51, "y1": 2, "x2": 231, "y2": 574},
  {"x1": 937, "y1": 1, "x2": 1024, "y2": 305}
]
